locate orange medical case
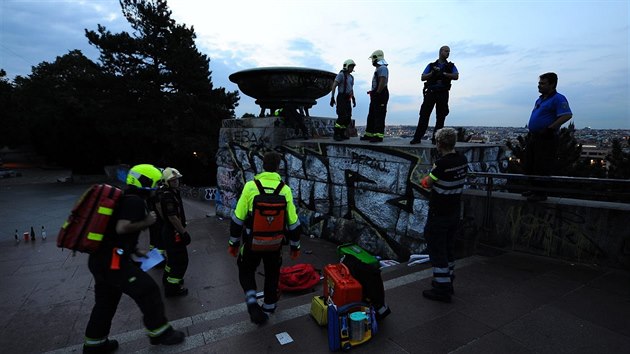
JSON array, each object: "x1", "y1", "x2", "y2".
[{"x1": 323, "y1": 263, "x2": 363, "y2": 306}]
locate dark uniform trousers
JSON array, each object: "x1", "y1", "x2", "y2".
[
  {"x1": 414, "y1": 89, "x2": 450, "y2": 141},
  {"x1": 365, "y1": 88, "x2": 389, "y2": 136},
  {"x1": 85, "y1": 256, "x2": 167, "y2": 339},
  {"x1": 163, "y1": 238, "x2": 189, "y2": 289},
  {"x1": 423, "y1": 210, "x2": 458, "y2": 283},
  {"x1": 335, "y1": 93, "x2": 352, "y2": 128},
  {"x1": 237, "y1": 245, "x2": 282, "y2": 306}
]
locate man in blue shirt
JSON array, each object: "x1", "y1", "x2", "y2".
[{"x1": 523, "y1": 72, "x2": 573, "y2": 202}]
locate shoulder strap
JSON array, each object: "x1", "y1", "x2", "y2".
[
  {"x1": 254, "y1": 179, "x2": 266, "y2": 195},
  {"x1": 273, "y1": 181, "x2": 285, "y2": 195},
  {"x1": 254, "y1": 179, "x2": 285, "y2": 195}
]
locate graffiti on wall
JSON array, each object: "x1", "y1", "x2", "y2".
[
  {"x1": 215, "y1": 134, "x2": 508, "y2": 260},
  {"x1": 180, "y1": 186, "x2": 217, "y2": 201},
  {"x1": 501, "y1": 204, "x2": 604, "y2": 262}
]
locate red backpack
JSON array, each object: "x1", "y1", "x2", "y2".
[
  {"x1": 249, "y1": 180, "x2": 287, "y2": 252},
  {"x1": 279, "y1": 263, "x2": 321, "y2": 292},
  {"x1": 57, "y1": 184, "x2": 122, "y2": 253}
]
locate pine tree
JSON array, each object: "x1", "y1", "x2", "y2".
[
  {"x1": 85, "y1": 0, "x2": 238, "y2": 184},
  {"x1": 12, "y1": 50, "x2": 109, "y2": 172},
  {"x1": 554, "y1": 122, "x2": 582, "y2": 176},
  {"x1": 607, "y1": 139, "x2": 630, "y2": 179}
]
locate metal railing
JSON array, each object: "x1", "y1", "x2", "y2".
[
  {"x1": 467, "y1": 171, "x2": 630, "y2": 201},
  {"x1": 466, "y1": 171, "x2": 630, "y2": 236}
]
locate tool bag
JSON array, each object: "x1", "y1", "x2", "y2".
[{"x1": 57, "y1": 184, "x2": 122, "y2": 253}]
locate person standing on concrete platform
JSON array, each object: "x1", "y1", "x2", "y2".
[
  {"x1": 330, "y1": 59, "x2": 356, "y2": 141},
  {"x1": 522, "y1": 72, "x2": 573, "y2": 202},
  {"x1": 411, "y1": 46, "x2": 459, "y2": 145},
  {"x1": 156, "y1": 167, "x2": 191, "y2": 298},
  {"x1": 228, "y1": 152, "x2": 302, "y2": 325},
  {"x1": 361, "y1": 49, "x2": 389, "y2": 143},
  {"x1": 41, "y1": 225, "x2": 47, "y2": 240},
  {"x1": 14, "y1": 229, "x2": 19, "y2": 244},
  {"x1": 420, "y1": 128, "x2": 468, "y2": 303},
  {"x1": 83, "y1": 164, "x2": 184, "y2": 353}
]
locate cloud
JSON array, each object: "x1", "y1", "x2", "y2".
[{"x1": 1, "y1": 0, "x2": 628, "y2": 128}]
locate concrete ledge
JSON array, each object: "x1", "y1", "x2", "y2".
[{"x1": 463, "y1": 189, "x2": 630, "y2": 269}]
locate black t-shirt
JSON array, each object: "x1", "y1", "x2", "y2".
[
  {"x1": 428, "y1": 152, "x2": 469, "y2": 215},
  {"x1": 90, "y1": 190, "x2": 148, "y2": 267},
  {"x1": 104, "y1": 192, "x2": 147, "y2": 252}
]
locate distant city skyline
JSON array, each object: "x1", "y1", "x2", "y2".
[
  {"x1": 1, "y1": 0, "x2": 628, "y2": 128},
  {"x1": 372, "y1": 125, "x2": 630, "y2": 147}
]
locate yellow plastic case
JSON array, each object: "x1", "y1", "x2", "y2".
[{"x1": 310, "y1": 295, "x2": 328, "y2": 326}]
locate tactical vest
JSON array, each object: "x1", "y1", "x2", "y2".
[{"x1": 424, "y1": 59, "x2": 455, "y2": 91}]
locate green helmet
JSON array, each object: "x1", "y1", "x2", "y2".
[{"x1": 126, "y1": 164, "x2": 162, "y2": 190}]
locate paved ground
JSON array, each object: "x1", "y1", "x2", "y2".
[{"x1": 1, "y1": 167, "x2": 629, "y2": 353}]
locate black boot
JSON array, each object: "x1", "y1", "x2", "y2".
[
  {"x1": 333, "y1": 127, "x2": 344, "y2": 141},
  {"x1": 165, "y1": 283, "x2": 189, "y2": 298},
  {"x1": 149, "y1": 326, "x2": 185, "y2": 345},
  {"x1": 83, "y1": 339, "x2": 119, "y2": 353},
  {"x1": 432, "y1": 280, "x2": 454, "y2": 295},
  {"x1": 423, "y1": 282, "x2": 453, "y2": 303},
  {"x1": 247, "y1": 303, "x2": 269, "y2": 325}
]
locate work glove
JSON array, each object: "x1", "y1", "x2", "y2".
[
  {"x1": 174, "y1": 232, "x2": 191, "y2": 246},
  {"x1": 330, "y1": 96, "x2": 336, "y2": 107},
  {"x1": 421, "y1": 175, "x2": 431, "y2": 189},
  {"x1": 228, "y1": 240, "x2": 240, "y2": 257}
]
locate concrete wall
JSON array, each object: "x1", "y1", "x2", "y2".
[
  {"x1": 464, "y1": 190, "x2": 630, "y2": 269},
  {"x1": 215, "y1": 116, "x2": 510, "y2": 261}
]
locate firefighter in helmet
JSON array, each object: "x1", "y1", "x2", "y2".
[
  {"x1": 330, "y1": 59, "x2": 356, "y2": 141},
  {"x1": 83, "y1": 164, "x2": 185, "y2": 353},
  {"x1": 156, "y1": 167, "x2": 191, "y2": 297}
]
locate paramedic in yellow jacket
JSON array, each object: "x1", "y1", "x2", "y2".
[{"x1": 228, "y1": 151, "x2": 302, "y2": 325}]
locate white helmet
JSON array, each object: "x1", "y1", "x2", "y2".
[
  {"x1": 369, "y1": 49, "x2": 384, "y2": 61},
  {"x1": 162, "y1": 167, "x2": 183, "y2": 183},
  {"x1": 343, "y1": 59, "x2": 356, "y2": 70}
]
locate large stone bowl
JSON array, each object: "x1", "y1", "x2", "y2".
[{"x1": 229, "y1": 67, "x2": 335, "y2": 116}]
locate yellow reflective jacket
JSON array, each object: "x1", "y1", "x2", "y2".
[{"x1": 229, "y1": 172, "x2": 301, "y2": 248}]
